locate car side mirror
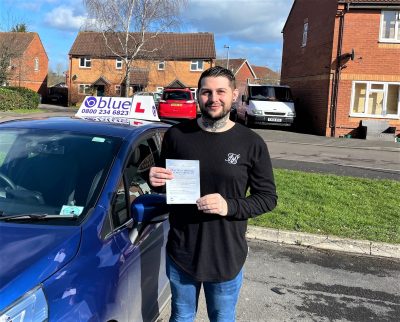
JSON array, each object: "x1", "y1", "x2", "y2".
[{"x1": 131, "y1": 194, "x2": 168, "y2": 223}]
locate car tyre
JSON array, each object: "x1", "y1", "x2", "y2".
[{"x1": 244, "y1": 114, "x2": 252, "y2": 128}]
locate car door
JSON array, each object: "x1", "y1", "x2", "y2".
[{"x1": 107, "y1": 132, "x2": 169, "y2": 322}]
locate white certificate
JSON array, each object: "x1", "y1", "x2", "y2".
[{"x1": 166, "y1": 159, "x2": 200, "y2": 204}]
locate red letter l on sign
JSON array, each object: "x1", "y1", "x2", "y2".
[{"x1": 135, "y1": 102, "x2": 145, "y2": 113}]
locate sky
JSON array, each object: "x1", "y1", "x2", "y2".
[{"x1": 0, "y1": 0, "x2": 294, "y2": 73}]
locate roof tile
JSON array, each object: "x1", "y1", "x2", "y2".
[
  {"x1": 69, "y1": 32, "x2": 216, "y2": 60},
  {"x1": 0, "y1": 32, "x2": 36, "y2": 56}
]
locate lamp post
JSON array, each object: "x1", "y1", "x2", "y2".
[{"x1": 223, "y1": 45, "x2": 230, "y2": 69}]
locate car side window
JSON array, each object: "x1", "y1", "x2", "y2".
[{"x1": 111, "y1": 136, "x2": 160, "y2": 230}]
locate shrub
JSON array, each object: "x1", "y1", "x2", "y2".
[
  {"x1": 0, "y1": 88, "x2": 26, "y2": 111},
  {"x1": 6, "y1": 86, "x2": 40, "y2": 109}
]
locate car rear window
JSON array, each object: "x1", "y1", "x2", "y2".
[{"x1": 163, "y1": 91, "x2": 191, "y2": 100}]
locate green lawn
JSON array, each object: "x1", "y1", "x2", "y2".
[
  {"x1": 7, "y1": 109, "x2": 42, "y2": 114},
  {"x1": 250, "y1": 169, "x2": 400, "y2": 244}
]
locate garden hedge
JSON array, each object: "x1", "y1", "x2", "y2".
[{"x1": 0, "y1": 87, "x2": 40, "y2": 111}]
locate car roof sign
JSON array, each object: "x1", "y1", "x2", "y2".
[{"x1": 76, "y1": 96, "x2": 160, "y2": 122}]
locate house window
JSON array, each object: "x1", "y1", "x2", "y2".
[
  {"x1": 156, "y1": 87, "x2": 164, "y2": 93},
  {"x1": 351, "y1": 81, "x2": 400, "y2": 117},
  {"x1": 34, "y1": 57, "x2": 39, "y2": 71},
  {"x1": 116, "y1": 58, "x2": 122, "y2": 69},
  {"x1": 158, "y1": 61, "x2": 165, "y2": 70},
  {"x1": 302, "y1": 21, "x2": 308, "y2": 47},
  {"x1": 78, "y1": 84, "x2": 92, "y2": 95},
  {"x1": 79, "y1": 57, "x2": 91, "y2": 68},
  {"x1": 190, "y1": 60, "x2": 203, "y2": 71},
  {"x1": 115, "y1": 85, "x2": 121, "y2": 95},
  {"x1": 380, "y1": 11, "x2": 400, "y2": 42}
]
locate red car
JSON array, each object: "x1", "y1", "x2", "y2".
[{"x1": 158, "y1": 88, "x2": 198, "y2": 119}]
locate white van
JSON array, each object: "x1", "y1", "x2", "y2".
[{"x1": 237, "y1": 82, "x2": 296, "y2": 127}]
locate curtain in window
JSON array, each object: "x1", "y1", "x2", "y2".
[
  {"x1": 387, "y1": 85, "x2": 399, "y2": 114},
  {"x1": 382, "y1": 11, "x2": 396, "y2": 39},
  {"x1": 352, "y1": 83, "x2": 366, "y2": 113}
]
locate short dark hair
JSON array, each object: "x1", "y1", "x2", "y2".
[{"x1": 197, "y1": 66, "x2": 236, "y2": 90}]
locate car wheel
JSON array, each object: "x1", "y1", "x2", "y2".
[{"x1": 244, "y1": 114, "x2": 251, "y2": 128}]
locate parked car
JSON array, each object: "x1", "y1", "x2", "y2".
[
  {"x1": 237, "y1": 82, "x2": 296, "y2": 127},
  {"x1": 0, "y1": 117, "x2": 171, "y2": 321},
  {"x1": 47, "y1": 93, "x2": 67, "y2": 105},
  {"x1": 230, "y1": 104, "x2": 238, "y2": 122},
  {"x1": 158, "y1": 88, "x2": 197, "y2": 119},
  {"x1": 46, "y1": 86, "x2": 68, "y2": 106},
  {"x1": 135, "y1": 91, "x2": 162, "y2": 108}
]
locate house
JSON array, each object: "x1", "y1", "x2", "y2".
[
  {"x1": 281, "y1": 0, "x2": 400, "y2": 138},
  {"x1": 251, "y1": 65, "x2": 280, "y2": 85},
  {"x1": 68, "y1": 32, "x2": 215, "y2": 105},
  {"x1": 0, "y1": 32, "x2": 48, "y2": 98},
  {"x1": 215, "y1": 58, "x2": 257, "y2": 95}
]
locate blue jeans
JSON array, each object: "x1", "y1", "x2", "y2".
[{"x1": 166, "y1": 255, "x2": 243, "y2": 322}]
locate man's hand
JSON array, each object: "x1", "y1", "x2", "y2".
[
  {"x1": 149, "y1": 167, "x2": 174, "y2": 187},
  {"x1": 196, "y1": 193, "x2": 228, "y2": 216}
]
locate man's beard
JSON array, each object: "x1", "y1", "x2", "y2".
[{"x1": 200, "y1": 103, "x2": 231, "y2": 121}]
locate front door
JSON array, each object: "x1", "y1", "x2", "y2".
[{"x1": 96, "y1": 85, "x2": 105, "y2": 97}]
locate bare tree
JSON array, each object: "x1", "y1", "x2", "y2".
[
  {"x1": 83, "y1": 0, "x2": 186, "y2": 97},
  {"x1": 55, "y1": 62, "x2": 66, "y2": 77}
]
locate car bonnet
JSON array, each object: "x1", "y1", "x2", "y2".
[{"x1": 0, "y1": 223, "x2": 81, "y2": 309}]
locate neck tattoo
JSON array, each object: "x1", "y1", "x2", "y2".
[{"x1": 200, "y1": 114, "x2": 230, "y2": 132}]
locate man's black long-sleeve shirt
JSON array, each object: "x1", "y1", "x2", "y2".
[{"x1": 160, "y1": 119, "x2": 277, "y2": 282}]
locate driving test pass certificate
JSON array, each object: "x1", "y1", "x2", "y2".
[{"x1": 166, "y1": 159, "x2": 200, "y2": 204}]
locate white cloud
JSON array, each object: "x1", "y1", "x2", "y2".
[
  {"x1": 185, "y1": 0, "x2": 292, "y2": 43},
  {"x1": 44, "y1": 6, "x2": 87, "y2": 31}
]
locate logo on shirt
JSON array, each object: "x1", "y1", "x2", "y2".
[{"x1": 225, "y1": 153, "x2": 240, "y2": 165}]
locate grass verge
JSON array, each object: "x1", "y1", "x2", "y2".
[
  {"x1": 7, "y1": 109, "x2": 42, "y2": 114},
  {"x1": 249, "y1": 169, "x2": 400, "y2": 244}
]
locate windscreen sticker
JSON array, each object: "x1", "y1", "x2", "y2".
[
  {"x1": 60, "y1": 205, "x2": 84, "y2": 216},
  {"x1": 92, "y1": 137, "x2": 106, "y2": 143}
]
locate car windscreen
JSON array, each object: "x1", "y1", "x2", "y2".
[
  {"x1": 249, "y1": 86, "x2": 293, "y2": 102},
  {"x1": 0, "y1": 128, "x2": 122, "y2": 223},
  {"x1": 163, "y1": 91, "x2": 191, "y2": 100}
]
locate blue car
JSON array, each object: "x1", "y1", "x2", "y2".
[{"x1": 0, "y1": 117, "x2": 171, "y2": 321}]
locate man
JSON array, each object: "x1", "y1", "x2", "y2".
[{"x1": 150, "y1": 66, "x2": 277, "y2": 322}]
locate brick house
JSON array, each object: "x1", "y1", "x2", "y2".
[
  {"x1": 215, "y1": 58, "x2": 257, "y2": 97},
  {"x1": 68, "y1": 32, "x2": 215, "y2": 105},
  {"x1": 281, "y1": 0, "x2": 400, "y2": 138},
  {"x1": 251, "y1": 65, "x2": 280, "y2": 85},
  {"x1": 0, "y1": 32, "x2": 48, "y2": 98}
]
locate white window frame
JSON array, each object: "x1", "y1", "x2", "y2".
[
  {"x1": 379, "y1": 10, "x2": 400, "y2": 43},
  {"x1": 190, "y1": 60, "x2": 203, "y2": 71},
  {"x1": 350, "y1": 81, "x2": 400, "y2": 119},
  {"x1": 34, "y1": 57, "x2": 39, "y2": 71},
  {"x1": 78, "y1": 84, "x2": 92, "y2": 95},
  {"x1": 116, "y1": 58, "x2": 122, "y2": 69},
  {"x1": 79, "y1": 57, "x2": 91, "y2": 68},
  {"x1": 158, "y1": 61, "x2": 165, "y2": 70},
  {"x1": 302, "y1": 21, "x2": 308, "y2": 47},
  {"x1": 156, "y1": 86, "x2": 164, "y2": 93}
]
